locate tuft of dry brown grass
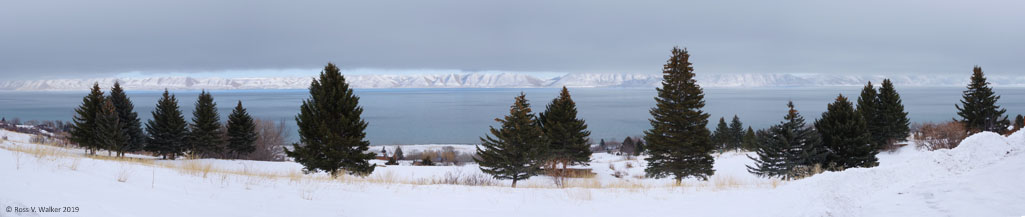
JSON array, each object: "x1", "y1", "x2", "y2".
[{"x1": 117, "y1": 163, "x2": 133, "y2": 182}]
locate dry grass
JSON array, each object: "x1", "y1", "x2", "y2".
[
  {"x1": 117, "y1": 163, "x2": 133, "y2": 182},
  {"x1": 180, "y1": 161, "x2": 215, "y2": 178}
]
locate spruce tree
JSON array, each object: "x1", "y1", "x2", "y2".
[
  {"x1": 729, "y1": 115, "x2": 744, "y2": 150},
  {"x1": 394, "y1": 146, "x2": 405, "y2": 160},
  {"x1": 145, "y1": 90, "x2": 189, "y2": 160},
  {"x1": 711, "y1": 117, "x2": 730, "y2": 150},
  {"x1": 747, "y1": 101, "x2": 824, "y2": 180},
  {"x1": 226, "y1": 101, "x2": 258, "y2": 159},
  {"x1": 70, "y1": 83, "x2": 104, "y2": 155},
  {"x1": 536, "y1": 86, "x2": 592, "y2": 171},
  {"x1": 621, "y1": 137, "x2": 636, "y2": 155},
  {"x1": 109, "y1": 82, "x2": 145, "y2": 157},
  {"x1": 94, "y1": 99, "x2": 127, "y2": 157},
  {"x1": 877, "y1": 79, "x2": 911, "y2": 146},
  {"x1": 475, "y1": 93, "x2": 545, "y2": 187},
  {"x1": 956, "y1": 66, "x2": 1010, "y2": 134},
  {"x1": 856, "y1": 81, "x2": 886, "y2": 150},
  {"x1": 643, "y1": 47, "x2": 715, "y2": 184},
  {"x1": 742, "y1": 127, "x2": 757, "y2": 151},
  {"x1": 635, "y1": 139, "x2": 645, "y2": 156},
  {"x1": 189, "y1": 90, "x2": 224, "y2": 158},
  {"x1": 816, "y1": 95, "x2": 877, "y2": 170},
  {"x1": 285, "y1": 63, "x2": 375, "y2": 177}
]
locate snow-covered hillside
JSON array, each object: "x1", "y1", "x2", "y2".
[
  {"x1": 2, "y1": 129, "x2": 1024, "y2": 216},
  {"x1": 4, "y1": 73, "x2": 1025, "y2": 91}
]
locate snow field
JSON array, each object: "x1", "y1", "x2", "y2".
[{"x1": 1, "y1": 129, "x2": 1023, "y2": 216}]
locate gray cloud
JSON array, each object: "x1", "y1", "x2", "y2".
[{"x1": 1, "y1": 0, "x2": 1023, "y2": 80}]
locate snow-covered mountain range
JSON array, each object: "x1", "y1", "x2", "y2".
[{"x1": 2, "y1": 73, "x2": 1024, "y2": 91}]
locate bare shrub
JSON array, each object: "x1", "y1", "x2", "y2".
[
  {"x1": 913, "y1": 121, "x2": 968, "y2": 150},
  {"x1": 246, "y1": 119, "x2": 289, "y2": 161}
]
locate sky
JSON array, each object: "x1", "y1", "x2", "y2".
[{"x1": 1, "y1": 0, "x2": 1023, "y2": 80}]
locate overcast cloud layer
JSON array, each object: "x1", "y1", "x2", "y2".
[{"x1": 1, "y1": 0, "x2": 1023, "y2": 80}]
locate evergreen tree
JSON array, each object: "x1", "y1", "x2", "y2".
[
  {"x1": 394, "y1": 146, "x2": 405, "y2": 160},
  {"x1": 145, "y1": 90, "x2": 189, "y2": 160},
  {"x1": 643, "y1": 47, "x2": 715, "y2": 184},
  {"x1": 189, "y1": 90, "x2": 224, "y2": 158},
  {"x1": 729, "y1": 115, "x2": 744, "y2": 150},
  {"x1": 711, "y1": 117, "x2": 730, "y2": 150},
  {"x1": 856, "y1": 81, "x2": 886, "y2": 149},
  {"x1": 109, "y1": 82, "x2": 145, "y2": 156},
  {"x1": 536, "y1": 86, "x2": 592, "y2": 170},
  {"x1": 635, "y1": 139, "x2": 646, "y2": 156},
  {"x1": 747, "y1": 101, "x2": 824, "y2": 180},
  {"x1": 94, "y1": 99, "x2": 127, "y2": 157},
  {"x1": 475, "y1": 93, "x2": 545, "y2": 187},
  {"x1": 70, "y1": 83, "x2": 104, "y2": 155},
  {"x1": 956, "y1": 66, "x2": 1010, "y2": 134},
  {"x1": 285, "y1": 63, "x2": 376, "y2": 177},
  {"x1": 742, "y1": 127, "x2": 757, "y2": 151},
  {"x1": 877, "y1": 79, "x2": 911, "y2": 146},
  {"x1": 621, "y1": 137, "x2": 636, "y2": 155},
  {"x1": 816, "y1": 95, "x2": 877, "y2": 170},
  {"x1": 226, "y1": 101, "x2": 258, "y2": 159},
  {"x1": 1015, "y1": 114, "x2": 1024, "y2": 131},
  {"x1": 599, "y1": 139, "x2": 607, "y2": 152}
]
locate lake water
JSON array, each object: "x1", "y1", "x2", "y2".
[{"x1": 1, "y1": 87, "x2": 1023, "y2": 145}]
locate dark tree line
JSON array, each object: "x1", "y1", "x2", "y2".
[
  {"x1": 70, "y1": 82, "x2": 260, "y2": 160},
  {"x1": 712, "y1": 115, "x2": 757, "y2": 151}
]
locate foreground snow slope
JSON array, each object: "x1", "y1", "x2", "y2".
[{"x1": 1, "y1": 130, "x2": 1023, "y2": 217}]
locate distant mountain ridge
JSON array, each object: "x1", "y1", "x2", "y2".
[{"x1": 2, "y1": 73, "x2": 1024, "y2": 91}]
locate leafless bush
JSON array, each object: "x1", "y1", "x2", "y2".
[
  {"x1": 245, "y1": 119, "x2": 290, "y2": 161},
  {"x1": 420, "y1": 170, "x2": 498, "y2": 186},
  {"x1": 912, "y1": 121, "x2": 968, "y2": 150},
  {"x1": 405, "y1": 147, "x2": 476, "y2": 165}
]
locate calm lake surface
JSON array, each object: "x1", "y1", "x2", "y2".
[{"x1": 1, "y1": 87, "x2": 1023, "y2": 145}]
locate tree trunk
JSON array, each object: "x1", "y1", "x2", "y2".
[{"x1": 675, "y1": 177, "x2": 682, "y2": 186}]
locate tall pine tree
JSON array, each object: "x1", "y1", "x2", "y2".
[
  {"x1": 711, "y1": 117, "x2": 730, "y2": 150},
  {"x1": 109, "y1": 81, "x2": 145, "y2": 157},
  {"x1": 643, "y1": 47, "x2": 715, "y2": 184},
  {"x1": 877, "y1": 79, "x2": 911, "y2": 147},
  {"x1": 145, "y1": 90, "x2": 189, "y2": 160},
  {"x1": 856, "y1": 81, "x2": 886, "y2": 150},
  {"x1": 747, "y1": 101, "x2": 824, "y2": 180},
  {"x1": 729, "y1": 115, "x2": 744, "y2": 150},
  {"x1": 956, "y1": 66, "x2": 1010, "y2": 134},
  {"x1": 537, "y1": 87, "x2": 592, "y2": 171},
  {"x1": 95, "y1": 99, "x2": 127, "y2": 157},
  {"x1": 816, "y1": 95, "x2": 877, "y2": 170},
  {"x1": 189, "y1": 90, "x2": 224, "y2": 158},
  {"x1": 226, "y1": 101, "x2": 258, "y2": 159},
  {"x1": 476, "y1": 93, "x2": 546, "y2": 187},
  {"x1": 742, "y1": 127, "x2": 757, "y2": 151},
  {"x1": 70, "y1": 83, "x2": 104, "y2": 155},
  {"x1": 285, "y1": 63, "x2": 376, "y2": 177}
]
